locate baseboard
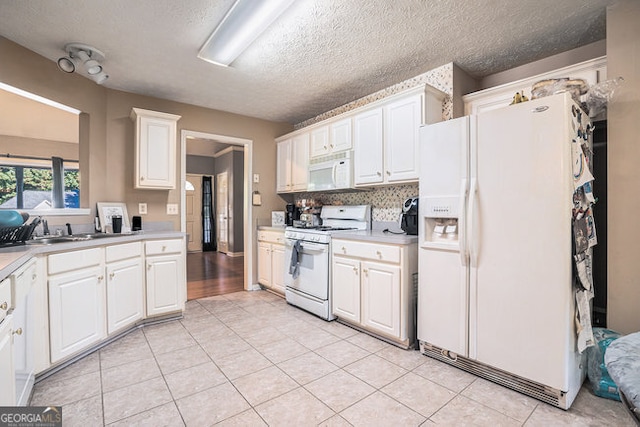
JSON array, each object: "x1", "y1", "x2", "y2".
[{"x1": 225, "y1": 251, "x2": 244, "y2": 257}]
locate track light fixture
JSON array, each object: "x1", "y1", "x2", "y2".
[{"x1": 57, "y1": 43, "x2": 109, "y2": 84}]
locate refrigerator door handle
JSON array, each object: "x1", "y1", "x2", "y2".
[
  {"x1": 468, "y1": 178, "x2": 478, "y2": 267},
  {"x1": 459, "y1": 178, "x2": 468, "y2": 266}
]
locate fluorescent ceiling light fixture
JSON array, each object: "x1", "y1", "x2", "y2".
[
  {"x1": 0, "y1": 82, "x2": 81, "y2": 114},
  {"x1": 198, "y1": 0, "x2": 295, "y2": 66}
]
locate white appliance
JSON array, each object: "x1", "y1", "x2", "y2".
[
  {"x1": 418, "y1": 93, "x2": 590, "y2": 409},
  {"x1": 285, "y1": 205, "x2": 371, "y2": 320},
  {"x1": 307, "y1": 151, "x2": 353, "y2": 191}
]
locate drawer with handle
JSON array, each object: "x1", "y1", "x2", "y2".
[
  {"x1": 145, "y1": 239, "x2": 183, "y2": 256},
  {"x1": 332, "y1": 239, "x2": 400, "y2": 264},
  {"x1": 257, "y1": 230, "x2": 285, "y2": 245}
]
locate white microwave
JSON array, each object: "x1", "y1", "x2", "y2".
[{"x1": 308, "y1": 151, "x2": 353, "y2": 191}]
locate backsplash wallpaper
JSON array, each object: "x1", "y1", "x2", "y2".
[{"x1": 294, "y1": 183, "x2": 419, "y2": 222}]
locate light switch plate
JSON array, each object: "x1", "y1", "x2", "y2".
[
  {"x1": 138, "y1": 203, "x2": 147, "y2": 215},
  {"x1": 166, "y1": 203, "x2": 179, "y2": 215},
  {"x1": 253, "y1": 173, "x2": 260, "y2": 183}
]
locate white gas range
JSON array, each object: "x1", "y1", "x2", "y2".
[{"x1": 284, "y1": 205, "x2": 371, "y2": 320}]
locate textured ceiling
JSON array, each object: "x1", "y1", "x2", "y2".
[{"x1": 0, "y1": 0, "x2": 614, "y2": 124}]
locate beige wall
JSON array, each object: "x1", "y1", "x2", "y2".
[
  {"x1": 0, "y1": 36, "x2": 293, "y2": 286},
  {"x1": 0, "y1": 136, "x2": 78, "y2": 162},
  {"x1": 0, "y1": 89, "x2": 79, "y2": 143},
  {"x1": 606, "y1": 0, "x2": 640, "y2": 334}
]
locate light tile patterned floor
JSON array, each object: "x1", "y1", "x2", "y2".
[{"x1": 30, "y1": 290, "x2": 635, "y2": 426}]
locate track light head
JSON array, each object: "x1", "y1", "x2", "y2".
[
  {"x1": 57, "y1": 43, "x2": 108, "y2": 84},
  {"x1": 57, "y1": 57, "x2": 76, "y2": 73}
]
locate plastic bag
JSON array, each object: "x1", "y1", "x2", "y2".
[
  {"x1": 586, "y1": 327, "x2": 622, "y2": 401},
  {"x1": 586, "y1": 77, "x2": 624, "y2": 117}
]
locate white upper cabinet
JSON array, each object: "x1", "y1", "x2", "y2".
[
  {"x1": 276, "y1": 133, "x2": 309, "y2": 193},
  {"x1": 291, "y1": 133, "x2": 309, "y2": 191},
  {"x1": 331, "y1": 118, "x2": 353, "y2": 153},
  {"x1": 354, "y1": 85, "x2": 445, "y2": 186},
  {"x1": 131, "y1": 108, "x2": 181, "y2": 190},
  {"x1": 310, "y1": 118, "x2": 353, "y2": 158},
  {"x1": 276, "y1": 84, "x2": 444, "y2": 191},
  {"x1": 276, "y1": 139, "x2": 292, "y2": 193},
  {"x1": 463, "y1": 57, "x2": 607, "y2": 116},
  {"x1": 310, "y1": 126, "x2": 330, "y2": 158},
  {"x1": 353, "y1": 108, "x2": 384, "y2": 185},
  {"x1": 384, "y1": 93, "x2": 423, "y2": 182}
]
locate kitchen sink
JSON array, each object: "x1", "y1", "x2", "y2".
[{"x1": 27, "y1": 233, "x2": 120, "y2": 245}]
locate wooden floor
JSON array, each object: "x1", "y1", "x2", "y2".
[{"x1": 186, "y1": 251, "x2": 244, "y2": 300}]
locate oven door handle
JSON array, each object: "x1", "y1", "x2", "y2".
[
  {"x1": 300, "y1": 244, "x2": 328, "y2": 254},
  {"x1": 285, "y1": 240, "x2": 328, "y2": 253}
]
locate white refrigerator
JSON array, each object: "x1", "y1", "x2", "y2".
[{"x1": 417, "y1": 92, "x2": 590, "y2": 409}]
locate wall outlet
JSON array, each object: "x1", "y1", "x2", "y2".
[
  {"x1": 166, "y1": 203, "x2": 179, "y2": 215},
  {"x1": 138, "y1": 203, "x2": 147, "y2": 215},
  {"x1": 253, "y1": 173, "x2": 260, "y2": 183}
]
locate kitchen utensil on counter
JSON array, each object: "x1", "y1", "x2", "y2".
[
  {"x1": 285, "y1": 203, "x2": 299, "y2": 226},
  {"x1": 112, "y1": 215, "x2": 122, "y2": 233},
  {"x1": 132, "y1": 216, "x2": 142, "y2": 231},
  {"x1": 400, "y1": 197, "x2": 419, "y2": 235}
]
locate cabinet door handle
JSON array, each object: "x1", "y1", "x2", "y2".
[
  {"x1": 141, "y1": 176, "x2": 145, "y2": 181},
  {"x1": 109, "y1": 272, "x2": 115, "y2": 279},
  {"x1": 12, "y1": 327, "x2": 23, "y2": 336},
  {"x1": 97, "y1": 275, "x2": 104, "y2": 281},
  {"x1": 363, "y1": 268, "x2": 369, "y2": 275},
  {"x1": 0, "y1": 301, "x2": 7, "y2": 311},
  {"x1": 341, "y1": 246, "x2": 346, "y2": 253},
  {"x1": 376, "y1": 250, "x2": 382, "y2": 258},
  {"x1": 162, "y1": 245, "x2": 167, "y2": 252},
  {"x1": 386, "y1": 171, "x2": 391, "y2": 176},
  {"x1": 32, "y1": 273, "x2": 37, "y2": 281},
  {"x1": 330, "y1": 144, "x2": 334, "y2": 148},
  {"x1": 353, "y1": 267, "x2": 358, "y2": 275},
  {"x1": 377, "y1": 171, "x2": 382, "y2": 176},
  {"x1": 147, "y1": 264, "x2": 152, "y2": 270},
  {"x1": 323, "y1": 145, "x2": 327, "y2": 150}
]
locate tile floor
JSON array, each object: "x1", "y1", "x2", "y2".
[{"x1": 30, "y1": 290, "x2": 634, "y2": 426}]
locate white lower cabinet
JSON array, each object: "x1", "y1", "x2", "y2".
[
  {"x1": 106, "y1": 242, "x2": 144, "y2": 334},
  {"x1": 362, "y1": 261, "x2": 401, "y2": 338},
  {"x1": 48, "y1": 259, "x2": 106, "y2": 363},
  {"x1": 332, "y1": 238, "x2": 417, "y2": 347},
  {"x1": 332, "y1": 256, "x2": 361, "y2": 323},
  {"x1": 11, "y1": 259, "x2": 38, "y2": 406},
  {"x1": 0, "y1": 315, "x2": 15, "y2": 406},
  {"x1": 257, "y1": 230, "x2": 285, "y2": 295},
  {"x1": 145, "y1": 239, "x2": 186, "y2": 317}
]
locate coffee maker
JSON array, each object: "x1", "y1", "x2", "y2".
[
  {"x1": 285, "y1": 203, "x2": 299, "y2": 226},
  {"x1": 400, "y1": 197, "x2": 419, "y2": 235}
]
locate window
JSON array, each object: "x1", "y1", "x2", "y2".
[{"x1": 0, "y1": 158, "x2": 80, "y2": 209}]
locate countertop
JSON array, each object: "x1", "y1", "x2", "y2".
[
  {"x1": 0, "y1": 231, "x2": 186, "y2": 282},
  {"x1": 328, "y1": 230, "x2": 418, "y2": 245},
  {"x1": 257, "y1": 225, "x2": 417, "y2": 245},
  {"x1": 257, "y1": 226, "x2": 286, "y2": 232}
]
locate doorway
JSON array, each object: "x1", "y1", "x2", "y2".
[{"x1": 180, "y1": 130, "x2": 253, "y2": 298}]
